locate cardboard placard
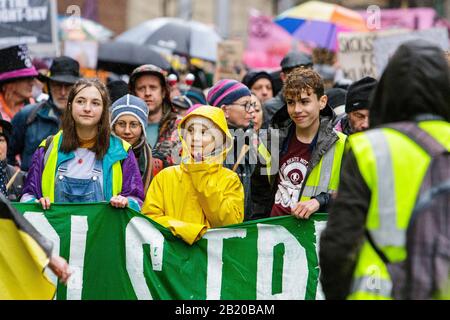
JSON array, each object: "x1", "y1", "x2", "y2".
[
  {"x1": 337, "y1": 29, "x2": 407, "y2": 82},
  {"x1": 215, "y1": 40, "x2": 245, "y2": 81}
]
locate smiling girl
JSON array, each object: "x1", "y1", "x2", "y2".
[
  {"x1": 21, "y1": 79, "x2": 144, "y2": 211},
  {"x1": 142, "y1": 105, "x2": 244, "y2": 245}
]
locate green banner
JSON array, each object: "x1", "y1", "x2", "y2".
[{"x1": 12, "y1": 202, "x2": 327, "y2": 300}]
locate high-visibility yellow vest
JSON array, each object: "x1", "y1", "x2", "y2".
[
  {"x1": 257, "y1": 141, "x2": 272, "y2": 184},
  {"x1": 300, "y1": 131, "x2": 347, "y2": 201},
  {"x1": 39, "y1": 131, "x2": 130, "y2": 202},
  {"x1": 347, "y1": 120, "x2": 450, "y2": 300}
]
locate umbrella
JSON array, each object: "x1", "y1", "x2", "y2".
[
  {"x1": 115, "y1": 17, "x2": 222, "y2": 62},
  {"x1": 59, "y1": 16, "x2": 114, "y2": 42},
  {"x1": 97, "y1": 41, "x2": 171, "y2": 75},
  {"x1": 274, "y1": 1, "x2": 368, "y2": 51}
]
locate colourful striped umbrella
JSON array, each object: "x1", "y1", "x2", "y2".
[{"x1": 274, "y1": 1, "x2": 368, "y2": 51}]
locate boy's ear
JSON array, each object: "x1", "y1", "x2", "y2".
[{"x1": 319, "y1": 95, "x2": 328, "y2": 110}]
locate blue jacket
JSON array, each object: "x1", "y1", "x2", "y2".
[
  {"x1": 8, "y1": 100, "x2": 62, "y2": 171},
  {"x1": 22, "y1": 132, "x2": 145, "y2": 211}
]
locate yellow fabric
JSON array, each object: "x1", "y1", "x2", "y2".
[
  {"x1": 41, "y1": 131, "x2": 62, "y2": 202},
  {"x1": 41, "y1": 131, "x2": 131, "y2": 200},
  {"x1": 143, "y1": 106, "x2": 244, "y2": 245},
  {"x1": 279, "y1": 1, "x2": 367, "y2": 31},
  {"x1": 258, "y1": 141, "x2": 272, "y2": 183},
  {"x1": 0, "y1": 219, "x2": 55, "y2": 300},
  {"x1": 78, "y1": 136, "x2": 96, "y2": 149},
  {"x1": 112, "y1": 139, "x2": 131, "y2": 196},
  {"x1": 299, "y1": 131, "x2": 347, "y2": 201},
  {"x1": 348, "y1": 121, "x2": 450, "y2": 300}
]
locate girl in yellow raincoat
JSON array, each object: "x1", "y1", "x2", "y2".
[{"x1": 141, "y1": 105, "x2": 244, "y2": 245}]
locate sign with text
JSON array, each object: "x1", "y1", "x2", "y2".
[
  {"x1": 0, "y1": 0, "x2": 58, "y2": 56},
  {"x1": 215, "y1": 40, "x2": 245, "y2": 81},
  {"x1": 374, "y1": 27, "x2": 449, "y2": 75},
  {"x1": 13, "y1": 202, "x2": 326, "y2": 300},
  {"x1": 337, "y1": 29, "x2": 407, "y2": 81}
]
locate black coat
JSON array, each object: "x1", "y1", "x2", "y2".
[
  {"x1": 4, "y1": 163, "x2": 26, "y2": 201},
  {"x1": 319, "y1": 40, "x2": 450, "y2": 300},
  {"x1": 250, "y1": 103, "x2": 339, "y2": 220}
]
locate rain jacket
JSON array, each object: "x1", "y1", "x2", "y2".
[
  {"x1": 319, "y1": 40, "x2": 450, "y2": 299},
  {"x1": 142, "y1": 105, "x2": 244, "y2": 245},
  {"x1": 22, "y1": 131, "x2": 145, "y2": 211}
]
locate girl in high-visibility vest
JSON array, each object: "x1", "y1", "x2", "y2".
[{"x1": 21, "y1": 79, "x2": 144, "y2": 211}]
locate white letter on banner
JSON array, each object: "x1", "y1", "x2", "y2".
[
  {"x1": 125, "y1": 217, "x2": 165, "y2": 300},
  {"x1": 203, "y1": 229, "x2": 247, "y2": 300},
  {"x1": 24, "y1": 212, "x2": 60, "y2": 291},
  {"x1": 314, "y1": 220, "x2": 327, "y2": 300},
  {"x1": 66, "y1": 216, "x2": 88, "y2": 300},
  {"x1": 256, "y1": 224, "x2": 308, "y2": 300}
]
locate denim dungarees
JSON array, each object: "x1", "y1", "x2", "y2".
[{"x1": 54, "y1": 159, "x2": 104, "y2": 203}]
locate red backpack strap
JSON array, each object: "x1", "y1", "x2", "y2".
[{"x1": 151, "y1": 158, "x2": 164, "y2": 177}]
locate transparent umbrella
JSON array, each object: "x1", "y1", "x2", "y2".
[
  {"x1": 59, "y1": 16, "x2": 114, "y2": 42},
  {"x1": 115, "y1": 17, "x2": 221, "y2": 62}
]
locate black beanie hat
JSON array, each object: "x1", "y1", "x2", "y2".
[
  {"x1": 107, "y1": 80, "x2": 129, "y2": 104},
  {"x1": 242, "y1": 71, "x2": 273, "y2": 91},
  {"x1": 345, "y1": 76, "x2": 377, "y2": 113},
  {"x1": 326, "y1": 88, "x2": 347, "y2": 110}
]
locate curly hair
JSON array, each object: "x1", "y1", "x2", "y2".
[{"x1": 284, "y1": 67, "x2": 325, "y2": 101}]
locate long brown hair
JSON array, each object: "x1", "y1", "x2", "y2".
[{"x1": 60, "y1": 78, "x2": 111, "y2": 159}]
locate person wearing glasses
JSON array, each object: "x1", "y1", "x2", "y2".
[
  {"x1": 110, "y1": 94, "x2": 154, "y2": 194},
  {"x1": 206, "y1": 79, "x2": 257, "y2": 220}
]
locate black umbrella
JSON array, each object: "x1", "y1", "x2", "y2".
[{"x1": 97, "y1": 41, "x2": 171, "y2": 75}]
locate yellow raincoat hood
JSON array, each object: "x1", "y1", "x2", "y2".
[
  {"x1": 142, "y1": 105, "x2": 244, "y2": 245},
  {"x1": 178, "y1": 105, "x2": 233, "y2": 165}
]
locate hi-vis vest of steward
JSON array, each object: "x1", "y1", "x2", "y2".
[
  {"x1": 347, "y1": 121, "x2": 450, "y2": 300},
  {"x1": 39, "y1": 131, "x2": 131, "y2": 202},
  {"x1": 300, "y1": 131, "x2": 347, "y2": 202}
]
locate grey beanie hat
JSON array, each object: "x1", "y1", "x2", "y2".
[{"x1": 110, "y1": 94, "x2": 149, "y2": 135}]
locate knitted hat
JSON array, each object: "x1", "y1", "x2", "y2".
[
  {"x1": 206, "y1": 79, "x2": 251, "y2": 107},
  {"x1": 110, "y1": 94, "x2": 149, "y2": 135},
  {"x1": 182, "y1": 87, "x2": 207, "y2": 105},
  {"x1": 326, "y1": 88, "x2": 347, "y2": 116},
  {"x1": 107, "y1": 80, "x2": 129, "y2": 104},
  {"x1": 242, "y1": 70, "x2": 273, "y2": 91},
  {"x1": 172, "y1": 95, "x2": 193, "y2": 110},
  {"x1": 345, "y1": 77, "x2": 378, "y2": 113}
]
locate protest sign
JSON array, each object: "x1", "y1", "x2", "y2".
[
  {"x1": 13, "y1": 202, "x2": 327, "y2": 300},
  {"x1": 0, "y1": 0, "x2": 58, "y2": 56},
  {"x1": 374, "y1": 27, "x2": 449, "y2": 74}
]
